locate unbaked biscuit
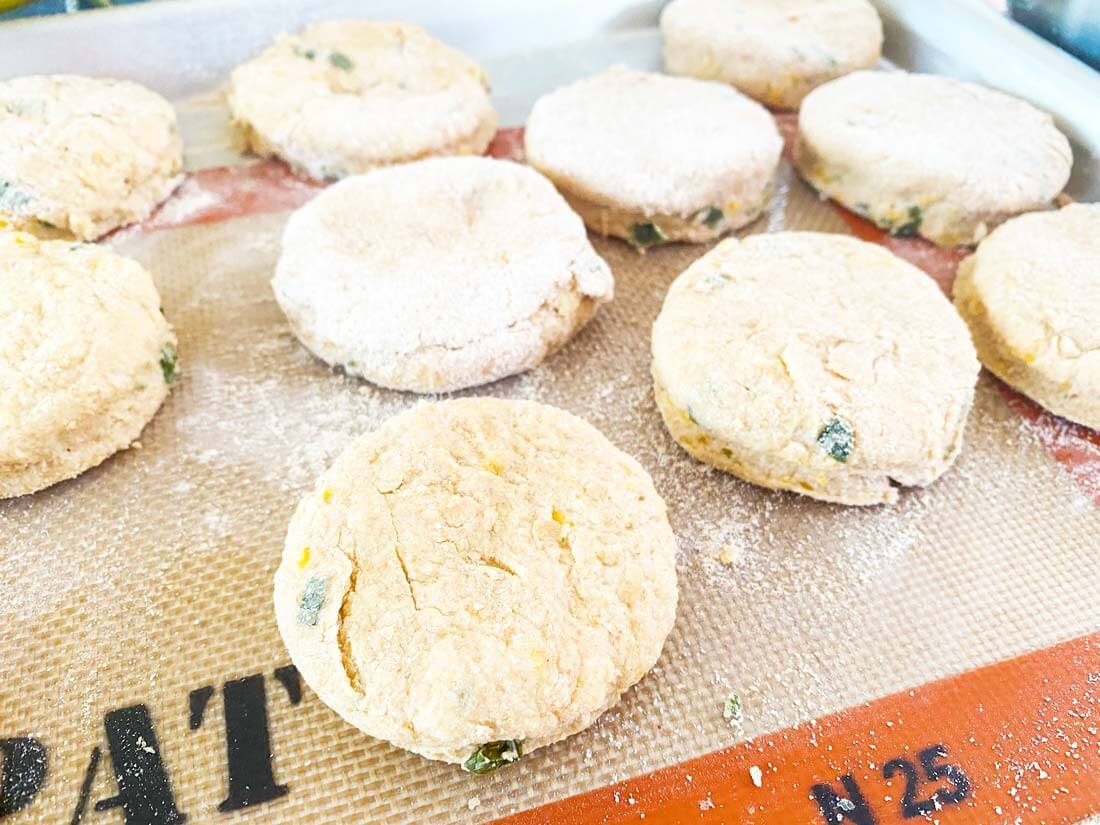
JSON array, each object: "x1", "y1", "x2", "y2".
[
  {"x1": 660, "y1": 0, "x2": 883, "y2": 110},
  {"x1": 0, "y1": 231, "x2": 177, "y2": 498},
  {"x1": 794, "y1": 71, "x2": 1072, "y2": 246},
  {"x1": 228, "y1": 20, "x2": 497, "y2": 180},
  {"x1": 273, "y1": 397, "x2": 679, "y2": 766},
  {"x1": 954, "y1": 203, "x2": 1099, "y2": 429},
  {"x1": 524, "y1": 66, "x2": 782, "y2": 249},
  {"x1": 651, "y1": 232, "x2": 980, "y2": 505},
  {"x1": 272, "y1": 156, "x2": 613, "y2": 393},
  {"x1": 0, "y1": 75, "x2": 183, "y2": 240}
]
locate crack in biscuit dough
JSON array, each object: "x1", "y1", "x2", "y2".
[
  {"x1": 660, "y1": 0, "x2": 883, "y2": 110},
  {"x1": 794, "y1": 71, "x2": 1072, "y2": 247},
  {"x1": 228, "y1": 20, "x2": 498, "y2": 181},
  {"x1": 524, "y1": 67, "x2": 782, "y2": 247},
  {"x1": 0, "y1": 75, "x2": 183, "y2": 241},
  {"x1": 651, "y1": 232, "x2": 980, "y2": 505},
  {"x1": 0, "y1": 231, "x2": 175, "y2": 498},
  {"x1": 954, "y1": 203, "x2": 1100, "y2": 430},
  {"x1": 273, "y1": 398, "x2": 679, "y2": 764},
  {"x1": 272, "y1": 156, "x2": 613, "y2": 393}
]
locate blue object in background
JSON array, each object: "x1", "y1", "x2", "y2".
[
  {"x1": 1008, "y1": 0, "x2": 1100, "y2": 70},
  {"x1": 1, "y1": 0, "x2": 149, "y2": 21}
]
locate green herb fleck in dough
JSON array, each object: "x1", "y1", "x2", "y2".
[
  {"x1": 0, "y1": 178, "x2": 32, "y2": 211},
  {"x1": 889, "y1": 205, "x2": 923, "y2": 238},
  {"x1": 629, "y1": 222, "x2": 667, "y2": 249},
  {"x1": 723, "y1": 691, "x2": 744, "y2": 730},
  {"x1": 4, "y1": 99, "x2": 41, "y2": 117},
  {"x1": 721, "y1": 448, "x2": 733, "y2": 458},
  {"x1": 293, "y1": 46, "x2": 318, "y2": 60},
  {"x1": 699, "y1": 206, "x2": 724, "y2": 228},
  {"x1": 462, "y1": 740, "x2": 523, "y2": 774},
  {"x1": 328, "y1": 51, "x2": 355, "y2": 71},
  {"x1": 297, "y1": 576, "x2": 328, "y2": 626},
  {"x1": 816, "y1": 418, "x2": 854, "y2": 463},
  {"x1": 159, "y1": 342, "x2": 178, "y2": 385}
]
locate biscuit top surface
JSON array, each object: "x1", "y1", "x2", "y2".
[
  {"x1": 525, "y1": 66, "x2": 782, "y2": 216},
  {"x1": 661, "y1": 0, "x2": 883, "y2": 68},
  {"x1": 0, "y1": 74, "x2": 182, "y2": 239},
  {"x1": 0, "y1": 232, "x2": 171, "y2": 459},
  {"x1": 273, "y1": 156, "x2": 613, "y2": 361},
  {"x1": 652, "y1": 232, "x2": 979, "y2": 475},
  {"x1": 228, "y1": 20, "x2": 495, "y2": 176},
  {"x1": 959, "y1": 204, "x2": 1100, "y2": 393},
  {"x1": 274, "y1": 397, "x2": 678, "y2": 761},
  {"x1": 798, "y1": 70, "x2": 1072, "y2": 209}
]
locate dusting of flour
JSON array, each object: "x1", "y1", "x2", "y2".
[{"x1": 1, "y1": 163, "x2": 1096, "y2": 825}]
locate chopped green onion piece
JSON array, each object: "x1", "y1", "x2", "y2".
[
  {"x1": 889, "y1": 205, "x2": 923, "y2": 238},
  {"x1": 629, "y1": 222, "x2": 667, "y2": 248},
  {"x1": 700, "y1": 206, "x2": 724, "y2": 228},
  {"x1": 297, "y1": 576, "x2": 328, "y2": 626},
  {"x1": 0, "y1": 178, "x2": 32, "y2": 211},
  {"x1": 328, "y1": 51, "x2": 354, "y2": 71},
  {"x1": 723, "y1": 691, "x2": 744, "y2": 728},
  {"x1": 159, "y1": 342, "x2": 178, "y2": 385},
  {"x1": 462, "y1": 740, "x2": 522, "y2": 774},
  {"x1": 816, "y1": 418, "x2": 854, "y2": 463},
  {"x1": 293, "y1": 46, "x2": 317, "y2": 60}
]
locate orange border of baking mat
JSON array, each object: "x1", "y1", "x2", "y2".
[{"x1": 495, "y1": 632, "x2": 1100, "y2": 824}]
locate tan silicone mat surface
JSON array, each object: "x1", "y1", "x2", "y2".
[{"x1": 2, "y1": 57, "x2": 1099, "y2": 825}]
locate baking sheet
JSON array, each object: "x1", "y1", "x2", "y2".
[{"x1": 1, "y1": 2, "x2": 1099, "y2": 823}]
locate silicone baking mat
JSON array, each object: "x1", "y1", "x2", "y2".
[{"x1": 1, "y1": 7, "x2": 1099, "y2": 825}]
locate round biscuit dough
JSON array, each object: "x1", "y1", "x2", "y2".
[
  {"x1": 954, "y1": 203, "x2": 1100, "y2": 430},
  {"x1": 524, "y1": 66, "x2": 783, "y2": 249},
  {"x1": 660, "y1": 0, "x2": 883, "y2": 110},
  {"x1": 272, "y1": 156, "x2": 614, "y2": 393},
  {"x1": 651, "y1": 232, "x2": 980, "y2": 505},
  {"x1": 227, "y1": 20, "x2": 498, "y2": 181},
  {"x1": 0, "y1": 75, "x2": 183, "y2": 241},
  {"x1": 0, "y1": 231, "x2": 177, "y2": 498},
  {"x1": 794, "y1": 71, "x2": 1072, "y2": 247},
  {"x1": 273, "y1": 397, "x2": 679, "y2": 765}
]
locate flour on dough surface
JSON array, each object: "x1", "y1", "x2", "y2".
[
  {"x1": 651, "y1": 232, "x2": 980, "y2": 505},
  {"x1": 272, "y1": 156, "x2": 613, "y2": 393},
  {"x1": 273, "y1": 398, "x2": 679, "y2": 765},
  {"x1": 228, "y1": 20, "x2": 497, "y2": 181},
  {"x1": 0, "y1": 231, "x2": 176, "y2": 498},
  {"x1": 955, "y1": 203, "x2": 1100, "y2": 430},
  {"x1": 0, "y1": 74, "x2": 182, "y2": 240},
  {"x1": 525, "y1": 66, "x2": 782, "y2": 247},
  {"x1": 794, "y1": 70, "x2": 1071, "y2": 246},
  {"x1": 661, "y1": 0, "x2": 882, "y2": 109}
]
